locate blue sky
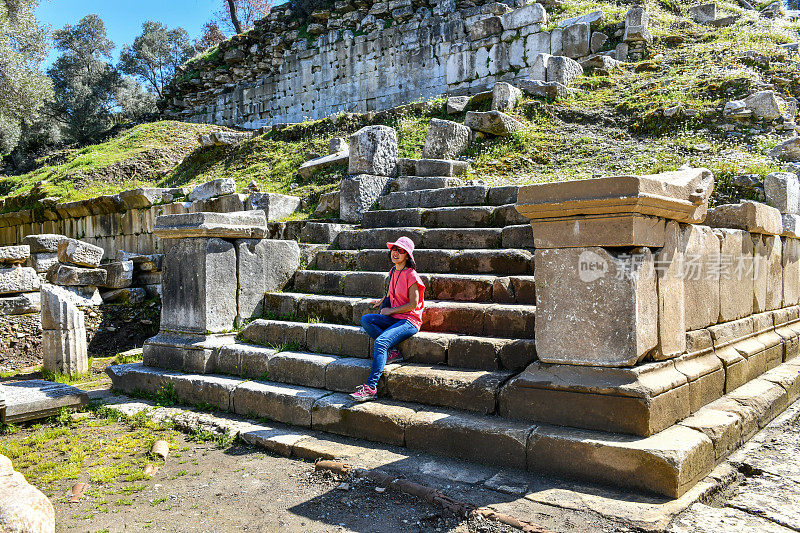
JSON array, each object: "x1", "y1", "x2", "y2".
[{"x1": 36, "y1": 0, "x2": 221, "y2": 67}]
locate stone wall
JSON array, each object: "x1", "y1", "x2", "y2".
[{"x1": 162, "y1": 1, "x2": 632, "y2": 128}]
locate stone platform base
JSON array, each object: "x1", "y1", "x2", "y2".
[
  {"x1": 0, "y1": 380, "x2": 88, "y2": 423},
  {"x1": 107, "y1": 356, "x2": 800, "y2": 498},
  {"x1": 142, "y1": 333, "x2": 236, "y2": 374}
]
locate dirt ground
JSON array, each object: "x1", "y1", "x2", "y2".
[{"x1": 0, "y1": 409, "x2": 519, "y2": 533}]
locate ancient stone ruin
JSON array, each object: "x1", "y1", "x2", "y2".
[
  {"x1": 94, "y1": 125, "x2": 800, "y2": 499},
  {"x1": 161, "y1": 1, "x2": 645, "y2": 128}
]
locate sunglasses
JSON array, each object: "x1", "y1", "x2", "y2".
[{"x1": 390, "y1": 246, "x2": 408, "y2": 254}]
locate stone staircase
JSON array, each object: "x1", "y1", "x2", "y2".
[{"x1": 108, "y1": 177, "x2": 800, "y2": 498}]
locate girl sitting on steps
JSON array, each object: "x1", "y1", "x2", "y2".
[{"x1": 350, "y1": 236, "x2": 425, "y2": 402}]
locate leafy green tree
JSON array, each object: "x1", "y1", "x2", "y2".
[
  {"x1": 115, "y1": 76, "x2": 157, "y2": 120},
  {"x1": 119, "y1": 21, "x2": 195, "y2": 99},
  {"x1": 0, "y1": 0, "x2": 53, "y2": 153},
  {"x1": 47, "y1": 14, "x2": 122, "y2": 144}
]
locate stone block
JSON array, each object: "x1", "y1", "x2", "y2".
[
  {"x1": 491, "y1": 82, "x2": 522, "y2": 112},
  {"x1": 516, "y1": 167, "x2": 715, "y2": 224},
  {"x1": 446, "y1": 95, "x2": 470, "y2": 114},
  {"x1": 1, "y1": 379, "x2": 88, "y2": 424},
  {"x1": 414, "y1": 159, "x2": 468, "y2": 177},
  {"x1": 57, "y1": 238, "x2": 103, "y2": 267},
  {"x1": 118, "y1": 187, "x2": 169, "y2": 208},
  {"x1": 714, "y1": 229, "x2": 754, "y2": 322},
  {"x1": 706, "y1": 201, "x2": 782, "y2": 235},
  {"x1": 340, "y1": 174, "x2": 392, "y2": 223},
  {"x1": 42, "y1": 329, "x2": 88, "y2": 376},
  {"x1": 0, "y1": 452, "x2": 55, "y2": 532},
  {"x1": 468, "y1": 16, "x2": 503, "y2": 40},
  {"x1": 214, "y1": 342, "x2": 273, "y2": 378},
  {"x1": 314, "y1": 190, "x2": 340, "y2": 217},
  {"x1": 0, "y1": 266, "x2": 39, "y2": 295},
  {"x1": 29, "y1": 252, "x2": 58, "y2": 273},
  {"x1": 783, "y1": 214, "x2": 800, "y2": 238},
  {"x1": 235, "y1": 239, "x2": 300, "y2": 323},
  {"x1": 348, "y1": 125, "x2": 398, "y2": 177},
  {"x1": 678, "y1": 408, "x2": 741, "y2": 461},
  {"x1": 190, "y1": 192, "x2": 246, "y2": 213},
  {"x1": 311, "y1": 394, "x2": 415, "y2": 446},
  {"x1": 406, "y1": 408, "x2": 531, "y2": 469},
  {"x1": 783, "y1": 238, "x2": 800, "y2": 306},
  {"x1": 422, "y1": 118, "x2": 471, "y2": 160},
  {"x1": 591, "y1": 31, "x2": 608, "y2": 53},
  {"x1": 502, "y1": 3, "x2": 546, "y2": 30},
  {"x1": 246, "y1": 192, "x2": 302, "y2": 220},
  {"x1": 298, "y1": 151, "x2": 349, "y2": 179},
  {"x1": 557, "y1": 10, "x2": 603, "y2": 28},
  {"x1": 160, "y1": 238, "x2": 237, "y2": 334},
  {"x1": 24, "y1": 234, "x2": 64, "y2": 255},
  {"x1": 771, "y1": 137, "x2": 800, "y2": 161},
  {"x1": 560, "y1": 23, "x2": 590, "y2": 58},
  {"x1": 517, "y1": 79, "x2": 573, "y2": 99},
  {"x1": 623, "y1": 7, "x2": 651, "y2": 43},
  {"x1": 655, "y1": 221, "x2": 686, "y2": 359},
  {"x1": 534, "y1": 246, "x2": 657, "y2": 366},
  {"x1": 100, "y1": 287, "x2": 146, "y2": 304},
  {"x1": 187, "y1": 178, "x2": 236, "y2": 202},
  {"x1": 46, "y1": 264, "x2": 107, "y2": 287},
  {"x1": 240, "y1": 319, "x2": 308, "y2": 348},
  {"x1": 689, "y1": 3, "x2": 717, "y2": 23},
  {"x1": 764, "y1": 172, "x2": 799, "y2": 214},
  {"x1": 527, "y1": 424, "x2": 713, "y2": 498},
  {"x1": 499, "y1": 361, "x2": 689, "y2": 436},
  {"x1": 764, "y1": 235, "x2": 783, "y2": 311},
  {"x1": 0, "y1": 245, "x2": 29, "y2": 265},
  {"x1": 0, "y1": 292, "x2": 40, "y2": 315},
  {"x1": 464, "y1": 111, "x2": 524, "y2": 136},
  {"x1": 682, "y1": 225, "x2": 720, "y2": 330},
  {"x1": 153, "y1": 211, "x2": 267, "y2": 239},
  {"x1": 752, "y1": 235, "x2": 769, "y2": 313},
  {"x1": 99, "y1": 261, "x2": 133, "y2": 289},
  {"x1": 545, "y1": 56, "x2": 583, "y2": 85},
  {"x1": 530, "y1": 214, "x2": 665, "y2": 248}
]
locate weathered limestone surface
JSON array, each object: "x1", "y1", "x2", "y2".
[
  {"x1": 100, "y1": 261, "x2": 134, "y2": 289},
  {"x1": 530, "y1": 214, "x2": 665, "y2": 248},
  {"x1": 1, "y1": 380, "x2": 88, "y2": 423},
  {"x1": 752, "y1": 235, "x2": 769, "y2": 313},
  {"x1": 765, "y1": 235, "x2": 783, "y2": 311},
  {"x1": 159, "y1": 238, "x2": 237, "y2": 334},
  {"x1": 153, "y1": 211, "x2": 267, "y2": 239},
  {"x1": 783, "y1": 238, "x2": 800, "y2": 306},
  {"x1": 57, "y1": 238, "x2": 104, "y2": 267},
  {"x1": 464, "y1": 111, "x2": 524, "y2": 136},
  {"x1": 245, "y1": 192, "x2": 302, "y2": 220},
  {"x1": 348, "y1": 125, "x2": 398, "y2": 177},
  {"x1": 706, "y1": 201, "x2": 783, "y2": 235},
  {"x1": 46, "y1": 264, "x2": 107, "y2": 287},
  {"x1": 714, "y1": 229, "x2": 755, "y2": 322},
  {"x1": 298, "y1": 152, "x2": 349, "y2": 179},
  {"x1": 534, "y1": 246, "x2": 657, "y2": 366},
  {"x1": 187, "y1": 178, "x2": 236, "y2": 202},
  {"x1": 516, "y1": 167, "x2": 715, "y2": 224},
  {"x1": 235, "y1": 239, "x2": 300, "y2": 322},
  {"x1": 0, "y1": 453, "x2": 55, "y2": 533},
  {"x1": 0, "y1": 245, "x2": 30, "y2": 265},
  {"x1": 41, "y1": 285, "x2": 88, "y2": 375},
  {"x1": 22, "y1": 234, "x2": 64, "y2": 253},
  {"x1": 0, "y1": 292, "x2": 40, "y2": 315},
  {"x1": 491, "y1": 82, "x2": 522, "y2": 112},
  {"x1": 765, "y1": 172, "x2": 800, "y2": 214},
  {"x1": 340, "y1": 175, "x2": 392, "y2": 223},
  {"x1": 422, "y1": 119, "x2": 471, "y2": 160},
  {"x1": 682, "y1": 225, "x2": 720, "y2": 330},
  {"x1": 655, "y1": 220, "x2": 686, "y2": 359},
  {"x1": 0, "y1": 265, "x2": 39, "y2": 295}
]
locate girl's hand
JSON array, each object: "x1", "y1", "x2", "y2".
[
  {"x1": 371, "y1": 299, "x2": 382, "y2": 309},
  {"x1": 380, "y1": 307, "x2": 393, "y2": 316}
]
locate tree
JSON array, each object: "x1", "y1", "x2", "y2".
[
  {"x1": 217, "y1": 0, "x2": 272, "y2": 35},
  {"x1": 47, "y1": 14, "x2": 122, "y2": 144},
  {"x1": 115, "y1": 76, "x2": 156, "y2": 120},
  {"x1": 119, "y1": 21, "x2": 195, "y2": 99},
  {"x1": 194, "y1": 21, "x2": 226, "y2": 51},
  {"x1": 0, "y1": 0, "x2": 53, "y2": 154}
]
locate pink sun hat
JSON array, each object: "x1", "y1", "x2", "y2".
[{"x1": 386, "y1": 236, "x2": 416, "y2": 262}]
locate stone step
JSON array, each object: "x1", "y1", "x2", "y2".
[
  {"x1": 336, "y1": 226, "x2": 535, "y2": 250},
  {"x1": 292, "y1": 270, "x2": 536, "y2": 305},
  {"x1": 241, "y1": 319, "x2": 537, "y2": 371},
  {"x1": 263, "y1": 292, "x2": 536, "y2": 338},
  {"x1": 377, "y1": 186, "x2": 519, "y2": 210},
  {"x1": 298, "y1": 222, "x2": 354, "y2": 244},
  {"x1": 212, "y1": 342, "x2": 514, "y2": 414},
  {"x1": 108, "y1": 362, "x2": 749, "y2": 497},
  {"x1": 390, "y1": 177, "x2": 464, "y2": 192},
  {"x1": 361, "y1": 205, "x2": 528, "y2": 229},
  {"x1": 313, "y1": 248, "x2": 534, "y2": 275},
  {"x1": 398, "y1": 159, "x2": 468, "y2": 177}
]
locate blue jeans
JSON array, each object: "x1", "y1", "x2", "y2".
[{"x1": 360, "y1": 313, "x2": 418, "y2": 388}]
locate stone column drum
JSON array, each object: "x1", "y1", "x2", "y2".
[{"x1": 41, "y1": 285, "x2": 89, "y2": 376}]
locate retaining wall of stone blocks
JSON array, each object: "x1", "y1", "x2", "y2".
[{"x1": 162, "y1": 0, "x2": 623, "y2": 128}]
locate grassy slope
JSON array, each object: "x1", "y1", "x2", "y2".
[{"x1": 1, "y1": 0, "x2": 798, "y2": 213}]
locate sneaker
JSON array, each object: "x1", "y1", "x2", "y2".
[
  {"x1": 350, "y1": 384, "x2": 377, "y2": 402},
  {"x1": 386, "y1": 348, "x2": 403, "y2": 363}
]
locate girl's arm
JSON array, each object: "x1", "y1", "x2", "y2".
[
  {"x1": 380, "y1": 283, "x2": 420, "y2": 315},
  {"x1": 372, "y1": 270, "x2": 394, "y2": 308}
]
